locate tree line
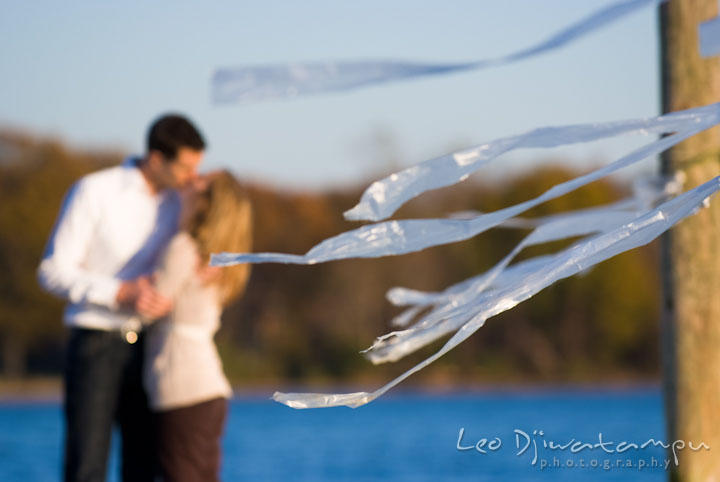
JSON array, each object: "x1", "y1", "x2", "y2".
[{"x1": 0, "y1": 129, "x2": 660, "y2": 386}]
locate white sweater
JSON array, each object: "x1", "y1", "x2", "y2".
[{"x1": 143, "y1": 232, "x2": 232, "y2": 411}]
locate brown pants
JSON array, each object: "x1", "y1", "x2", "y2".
[{"x1": 155, "y1": 397, "x2": 228, "y2": 482}]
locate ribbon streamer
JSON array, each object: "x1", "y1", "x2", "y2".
[
  {"x1": 209, "y1": 104, "x2": 720, "y2": 408},
  {"x1": 210, "y1": 104, "x2": 720, "y2": 268},
  {"x1": 364, "y1": 176, "x2": 676, "y2": 364},
  {"x1": 344, "y1": 103, "x2": 720, "y2": 222},
  {"x1": 386, "y1": 175, "x2": 678, "y2": 320},
  {"x1": 272, "y1": 176, "x2": 720, "y2": 408},
  {"x1": 213, "y1": 0, "x2": 664, "y2": 104}
]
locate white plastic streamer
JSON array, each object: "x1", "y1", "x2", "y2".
[
  {"x1": 213, "y1": 0, "x2": 664, "y2": 104},
  {"x1": 344, "y1": 103, "x2": 719, "y2": 222},
  {"x1": 386, "y1": 174, "x2": 678, "y2": 321},
  {"x1": 208, "y1": 103, "x2": 719, "y2": 408},
  {"x1": 210, "y1": 104, "x2": 720, "y2": 268},
  {"x1": 272, "y1": 176, "x2": 720, "y2": 408},
  {"x1": 363, "y1": 177, "x2": 676, "y2": 365}
]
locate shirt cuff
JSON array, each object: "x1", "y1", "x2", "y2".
[{"x1": 88, "y1": 277, "x2": 123, "y2": 311}]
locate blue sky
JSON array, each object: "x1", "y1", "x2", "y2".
[{"x1": 0, "y1": 1, "x2": 661, "y2": 189}]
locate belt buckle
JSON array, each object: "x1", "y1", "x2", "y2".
[{"x1": 120, "y1": 317, "x2": 142, "y2": 344}]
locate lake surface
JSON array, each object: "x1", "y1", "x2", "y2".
[{"x1": 0, "y1": 387, "x2": 673, "y2": 481}]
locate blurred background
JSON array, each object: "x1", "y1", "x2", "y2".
[
  {"x1": 0, "y1": 1, "x2": 672, "y2": 480},
  {"x1": 0, "y1": 140, "x2": 660, "y2": 389},
  {"x1": 0, "y1": 0, "x2": 662, "y2": 393}
]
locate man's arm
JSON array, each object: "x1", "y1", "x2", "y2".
[
  {"x1": 37, "y1": 178, "x2": 121, "y2": 308},
  {"x1": 37, "y1": 178, "x2": 172, "y2": 319}
]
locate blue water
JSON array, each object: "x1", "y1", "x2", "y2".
[{"x1": 0, "y1": 387, "x2": 671, "y2": 481}]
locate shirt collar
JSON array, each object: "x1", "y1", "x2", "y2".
[
  {"x1": 122, "y1": 156, "x2": 158, "y2": 195},
  {"x1": 122, "y1": 156, "x2": 180, "y2": 202}
]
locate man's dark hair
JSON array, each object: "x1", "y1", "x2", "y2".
[{"x1": 146, "y1": 114, "x2": 206, "y2": 161}]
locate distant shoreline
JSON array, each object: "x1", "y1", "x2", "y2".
[{"x1": 0, "y1": 376, "x2": 661, "y2": 403}]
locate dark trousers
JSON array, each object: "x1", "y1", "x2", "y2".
[
  {"x1": 156, "y1": 397, "x2": 227, "y2": 482},
  {"x1": 63, "y1": 328, "x2": 156, "y2": 482}
]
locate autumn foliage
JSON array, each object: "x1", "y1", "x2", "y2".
[{"x1": 0, "y1": 130, "x2": 660, "y2": 386}]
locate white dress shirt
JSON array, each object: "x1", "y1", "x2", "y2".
[{"x1": 38, "y1": 157, "x2": 180, "y2": 331}]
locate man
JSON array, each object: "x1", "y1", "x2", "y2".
[{"x1": 38, "y1": 114, "x2": 206, "y2": 482}]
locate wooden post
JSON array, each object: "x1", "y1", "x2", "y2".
[{"x1": 660, "y1": 1, "x2": 720, "y2": 480}]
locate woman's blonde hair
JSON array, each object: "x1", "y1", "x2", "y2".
[{"x1": 186, "y1": 170, "x2": 252, "y2": 306}]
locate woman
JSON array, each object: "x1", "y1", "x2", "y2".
[{"x1": 143, "y1": 170, "x2": 252, "y2": 482}]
